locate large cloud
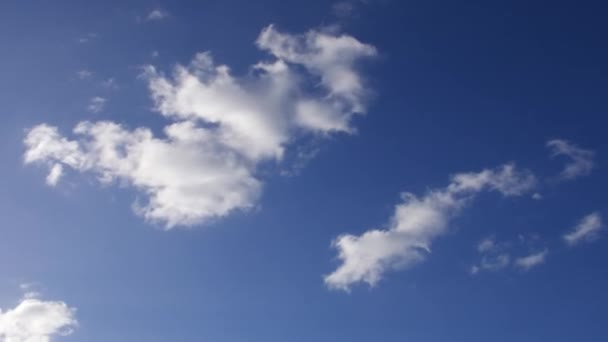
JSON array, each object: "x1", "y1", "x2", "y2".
[
  {"x1": 324, "y1": 164, "x2": 536, "y2": 291},
  {"x1": 24, "y1": 25, "x2": 376, "y2": 228},
  {"x1": 0, "y1": 293, "x2": 77, "y2": 342}
]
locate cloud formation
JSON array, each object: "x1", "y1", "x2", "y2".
[
  {"x1": 325, "y1": 164, "x2": 536, "y2": 291},
  {"x1": 564, "y1": 212, "x2": 603, "y2": 246},
  {"x1": 146, "y1": 9, "x2": 169, "y2": 21},
  {"x1": 0, "y1": 293, "x2": 77, "y2": 342},
  {"x1": 87, "y1": 96, "x2": 106, "y2": 113},
  {"x1": 515, "y1": 249, "x2": 548, "y2": 271},
  {"x1": 470, "y1": 237, "x2": 511, "y2": 274},
  {"x1": 24, "y1": 25, "x2": 376, "y2": 228},
  {"x1": 547, "y1": 139, "x2": 594, "y2": 180}
]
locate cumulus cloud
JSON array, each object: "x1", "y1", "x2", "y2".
[
  {"x1": 87, "y1": 97, "x2": 106, "y2": 113},
  {"x1": 324, "y1": 164, "x2": 536, "y2": 291},
  {"x1": 0, "y1": 293, "x2": 77, "y2": 342},
  {"x1": 547, "y1": 139, "x2": 594, "y2": 180},
  {"x1": 24, "y1": 25, "x2": 376, "y2": 228},
  {"x1": 515, "y1": 249, "x2": 548, "y2": 271},
  {"x1": 564, "y1": 212, "x2": 603, "y2": 246}
]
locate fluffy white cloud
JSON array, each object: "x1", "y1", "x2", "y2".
[
  {"x1": 24, "y1": 25, "x2": 376, "y2": 228},
  {"x1": 0, "y1": 293, "x2": 77, "y2": 342},
  {"x1": 547, "y1": 139, "x2": 594, "y2": 179},
  {"x1": 87, "y1": 97, "x2": 106, "y2": 113},
  {"x1": 564, "y1": 212, "x2": 603, "y2": 246},
  {"x1": 515, "y1": 249, "x2": 548, "y2": 271},
  {"x1": 324, "y1": 164, "x2": 536, "y2": 291}
]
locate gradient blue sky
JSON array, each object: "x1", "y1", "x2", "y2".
[{"x1": 1, "y1": 0, "x2": 607, "y2": 341}]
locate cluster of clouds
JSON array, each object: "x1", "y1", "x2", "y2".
[
  {"x1": 325, "y1": 139, "x2": 602, "y2": 291},
  {"x1": 470, "y1": 235, "x2": 548, "y2": 274},
  {"x1": 25, "y1": 16, "x2": 604, "y2": 298},
  {"x1": 24, "y1": 25, "x2": 377, "y2": 228},
  {"x1": 0, "y1": 291, "x2": 77, "y2": 342}
]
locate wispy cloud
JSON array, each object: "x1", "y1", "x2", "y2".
[
  {"x1": 100, "y1": 78, "x2": 119, "y2": 90},
  {"x1": 547, "y1": 139, "x2": 594, "y2": 180},
  {"x1": 76, "y1": 69, "x2": 93, "y2": 79},
  {"x1": 564, "y1": 212, "x2": 603, "y2": 246},
  {"x1": 77, "y1": 32, "x2": 98, "y2": 43},
  {"x1": 87, "y1": 96, "x2": 107, "y2": 113},
  {"x1": 24, "y1": 25, "x2": 377, "y2": 228},
  {"x1": 471, "y1": 234, "x2": 548, "y2": 274},
  {"x1": 515, "y1": 249, "x2": 548, "y2": 271},
  {"x1": 325, "y1": 164, "x2": 536, "y2": 291},
  {"x1": 146, "y1": 8, "x2": 169, "y2": 21},
  {"x1": 470, "y1": 237, "x2": 511, "y2": 274},
  {"x1": 332, "y1": 2, "x2": 357, "y2": 18}
]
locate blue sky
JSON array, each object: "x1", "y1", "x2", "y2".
[{"x1": 1, "y1": 0, "x2": 607, "y2": 341}]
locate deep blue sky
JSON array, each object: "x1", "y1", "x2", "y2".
[{"x1": 1, "y1": 1, "x2": 607, "y2": 341}]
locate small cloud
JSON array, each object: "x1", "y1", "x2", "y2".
[
  {"x1": 477, "y1": 237, "x2": 497, "y2": 253},
  {"x1": 76, "y1": 69, "x2": 93, "y2": 79},
  {"x1": 475, "y1": 253, "x2": 511, "y2": 273},
  {"x1": 87, "y1": 96, "x2": 107, "y2": 113},
  {"x1": 151, "y1": 50, "x2": 160, "y2": 58},
  {"x1": 77, "y1": 32, "x2": 98, "y2": 43},
  {"x1": 46, "y1": 163, "x2": 63, "y2": 186},
  {"x1": 100, "y1": 78, "x2": 119, "y2": 90},
  {"x1": 547, "y1": 139, "x2": 594, "y2": 180},
  {"x1": 472, "y1": 234, "x2": 548, "y2": 274},
  {"x1": 532, "y1": 193, "x2": 542, "y2": 200},
  {"x1": 564, "y1": 212, "x2": 603, "y2": 246},
  {"x1": 515, "y1": 249, "x2": 548, "y2": 271},
  {"x1": 147, "y1": 8, "x2": 169, "y2": 21}
]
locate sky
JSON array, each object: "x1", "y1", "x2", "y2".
[{"x1": 1, "y1": 0, "x2": 608, "y2": 341}]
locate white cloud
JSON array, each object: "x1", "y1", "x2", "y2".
[
  {"x1": 515, "y1": 249, "x2": 548, "y2": 271},
  {"x1": 76, "y1": 70, "x2": 93, "y2": 79},
  {"x1": 564, "y1": 212, "x2": 603, "y2": 246},
  {"x1": 547, "y1": 139, "x2": 594, "y2": 179},
  {"x1": 471, "y1": 253, "x2": 511, "y2": 274},
  {"x1": 147, "y1": 9, "x2": 169, "y2": 21},
  {"x1": 471, "y1": 236, "x2": 511, "y2": 274},
  {"x1": 477, "y1": 237, "x2": 497, "y2": 253},
  {"x1": 324, "y1": 164, "x2": 536, "y2": 291},
  {"x1": 45, "y1": 164, "x2": 63, "y2": 186},
  {"x1": 100, "y1": 78, "x2": 119, "y2": 90},
  {"x1": 87, "y1": 97, "x2": 107, "y2": 113},
  {"x1": 24, "y1": 25, "x2": 376, "y2": 228},
  {"x1": 0, "y1": 293, "x2": 77, "y2": 342},
  {"x1": 77, "y1": 33, "x2": 97, "y2": 44},
  {"x1": 471, "y1": 234, "x2": 549, "y2": 274}
]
